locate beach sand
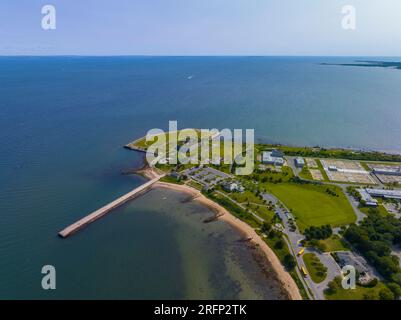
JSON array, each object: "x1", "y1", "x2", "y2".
[{"x1": 153, "y1": 180, "x2": 302, "y2": 300}]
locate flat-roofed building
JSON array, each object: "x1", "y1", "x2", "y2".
[
  {"x1": 372, "y1": 167, "x2": 401, "y2": 176},
  {"x1": 262, "y1": 150, "x2": 284, "y2": 166},
  {"x1": 357, "y1": 188, "x2": 378, "y2": 207},
  {"x1": 294, "y1": 157, "x2": 305, "y2": 168},
  {"x1": 364, "y1": 188, "x2": 401, "y2": 200},
  {"x1": 222, "y1": 181, "x2": 244, "y2": 193}
]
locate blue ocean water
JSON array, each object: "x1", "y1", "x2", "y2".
[{"x1": 0, "y1": 56, "x2": 400, "y2": 299}]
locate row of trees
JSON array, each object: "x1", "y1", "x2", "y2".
[
  {"x1": 304, "y1": 225, "x2": 333, "y2": 241},
  {"x1": 260, "y1": 222, "x2": 297, "y2": 271},
  {"x1": 277, "y1": 146, "x2": 401, "y2": 163}
]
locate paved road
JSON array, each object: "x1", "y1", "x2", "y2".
[
  {"x1": 285, "y1": 156, "x2": 303, "y2": 177},
  {"x1": 264, "y1": 192, "x2": 342, "y2": 300}
]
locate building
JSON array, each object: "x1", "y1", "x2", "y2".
[
  {"x1": 328, "y1": 165, "x2": 338, "y2": 171},
  {"x1": 294, "y1": 157, "x2": 305, "y2": 168},
  {"x1": 169, "y1": 171, "x2": 181, "y2": 179},
  {"x1": 357, "y1": 188, "x2": 378, "y2": 207},
  {"x1": 364, "y1": 188, "x2": 401, "y2": 200},
  {"x1": 262, "y1": 150, "x2": 285, "y2": 166},
  {"x1": 335, "y1": 252, "x2": 374, "y2": 284},
  {"x1": 222, "y1": 181, "x2": 244, "y2": 193},
  {"x1": 372, "y1": 167, "x2": 401, "y2": 176},
  {"x1": 271, "y1": 149, "x2": 284, "y2": 158}
]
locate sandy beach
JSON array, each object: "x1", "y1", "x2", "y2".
[{"x1": 153, "y1": 180, "x2": 302, "y2": 300}]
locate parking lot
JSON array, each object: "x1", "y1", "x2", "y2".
[{"x1": 184, "y1": 166, "x2": 231, "y2": 188}]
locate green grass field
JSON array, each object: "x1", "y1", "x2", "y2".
[
  {"x1": 229, "y1": 190, "x2": 265, "y2": 205},
  {"x1": 298, "y1": 166, "x2": 313, "y2": 180},
  {"x1": 317, "y1": 235, "x2": 350, "y2": 252},
  {"x1": 249, "y1": 203, "x2": 275, "y2": 222},
  {"x1": 325, "y1": 278, "x2": 390, "y2": 300},
  {"x1": 265, "y1": 183, "x2": 356, "y2": 231},
  {"x1": 303, "y1": 253, "x2": 327, "y2": 283}
]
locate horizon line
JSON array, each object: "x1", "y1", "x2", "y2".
[{"x1": 1, "y1": 54, "x2": 401, "y2": 58}]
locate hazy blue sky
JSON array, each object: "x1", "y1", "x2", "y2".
[{"x1": 1, "y1": 0, "x2": 401, "y2": 55}]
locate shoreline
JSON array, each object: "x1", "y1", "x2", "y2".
[{"x1": 153, "y1": 180, "x2": 302, "y2": 300}]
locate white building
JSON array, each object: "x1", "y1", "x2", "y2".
[
  {"x1": 294, "y1": 157, "x2": 305, "y2": 168},
  {"x1": 364, "y1": 188, "x2": 401, "y2": 200},
  {"x1": 372, "y1": 167, "x2": 401, "y2": 176},
  {"x1": 222, "y1": 182, "x2": 244, "y2": 193},
  {"x1": 357, "y1": 188, "x2": 378, "y2": 207},
  {"x1": 262, "y1": 150, "x2": 285, "y2": 166}
]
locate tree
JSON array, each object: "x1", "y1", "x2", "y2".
[
  {"x1": 261, "y1": 222, "x2": 271, "y2": 234},
  {"x1": 379, "y1": 288, "x2": 395, "y2": 300},
  {"x1": 325, "y1": 277, "x2": 340, "y2": 295},
  {"x1": 283, "y1": 254, "x2": 296, "y2": 270},
  {"x1": 363, "y1": 291, "x2": 379, "y2": 300},
  {"x1": 268, "y1": 230, "x2": 277, "y2": 239},
  {"x1": 317, "y1": 241, "x2": 327, "y2": 253},
  {"x1": 387, "y1": 282, "x2": 401, "y2": 299},
  {"x1": 274, "y1": 240, "x2": 284, "y2": 250}
]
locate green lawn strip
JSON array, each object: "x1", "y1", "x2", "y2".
[
  {"x1": 265, "y1": 183, "x2": 356, "y2": 231},
  {"x1": 361, "y1": 160, "x2": 401, "y2": 168},
  {"x1": 230, "y1": 190, "x2": 265, "y2": 205},
  {"x1": 360, "y1": 162, "x2": 371, "y2": 171},
  {"x1": 160, "y1": 175, "x2": 184, "y2": 184},
  {"x1": 302, "y1": 253, "x2": 327, "y2": 284},
  {"x1": 298, "y1": 166, "x2": 313, "y2": 180},
  {"x1": 315, "y1": 159, "x2": 330, "y2": 181},
  {"x1": 186, "y1": 180, "x2": 203, "y2": 191},
  {"x1": 325, "y1": 278, "x2": 390, "y2": 300},
  {"x1": 249, "y1": 204, "x2": 275, "y2": 222}
]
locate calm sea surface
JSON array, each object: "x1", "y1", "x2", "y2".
[{"x1": 1, "y1": 56, "x2": 401, "y2": 298}]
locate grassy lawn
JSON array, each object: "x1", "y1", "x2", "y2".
[
  {"x1": 186, "y1": 180, "x2": 203, "y2": 191},
  {"x1": 325, "y1": 278, "x2": 390, "y2": 300},
  {"x1": 248, "y1": 166, "x2": 294, "y2": 185},
  {"x1": 160, "y1": 175, "x2": 184, "y2": 184},
  {"x1": 249, "y1": 203, "x2": 275, "y2": 222},
  {"x1": 316, "y1": 159, "x2": 330, "y2": 181},
  {"x1": 303, "y1": 253, "x2": 327, "y2": 283},
  {"x1": 316, "y1": 235, "x2": 350, "y2": 252},
  {"x1": 299, "y1": 167, "x2": 312, "y2": 180},
  {"x1": 229, "y1": 190, "x2": 265, "y2": 205},
  {"x1": 265, "y1": 183, "x2": 356, "y2": 231}
]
